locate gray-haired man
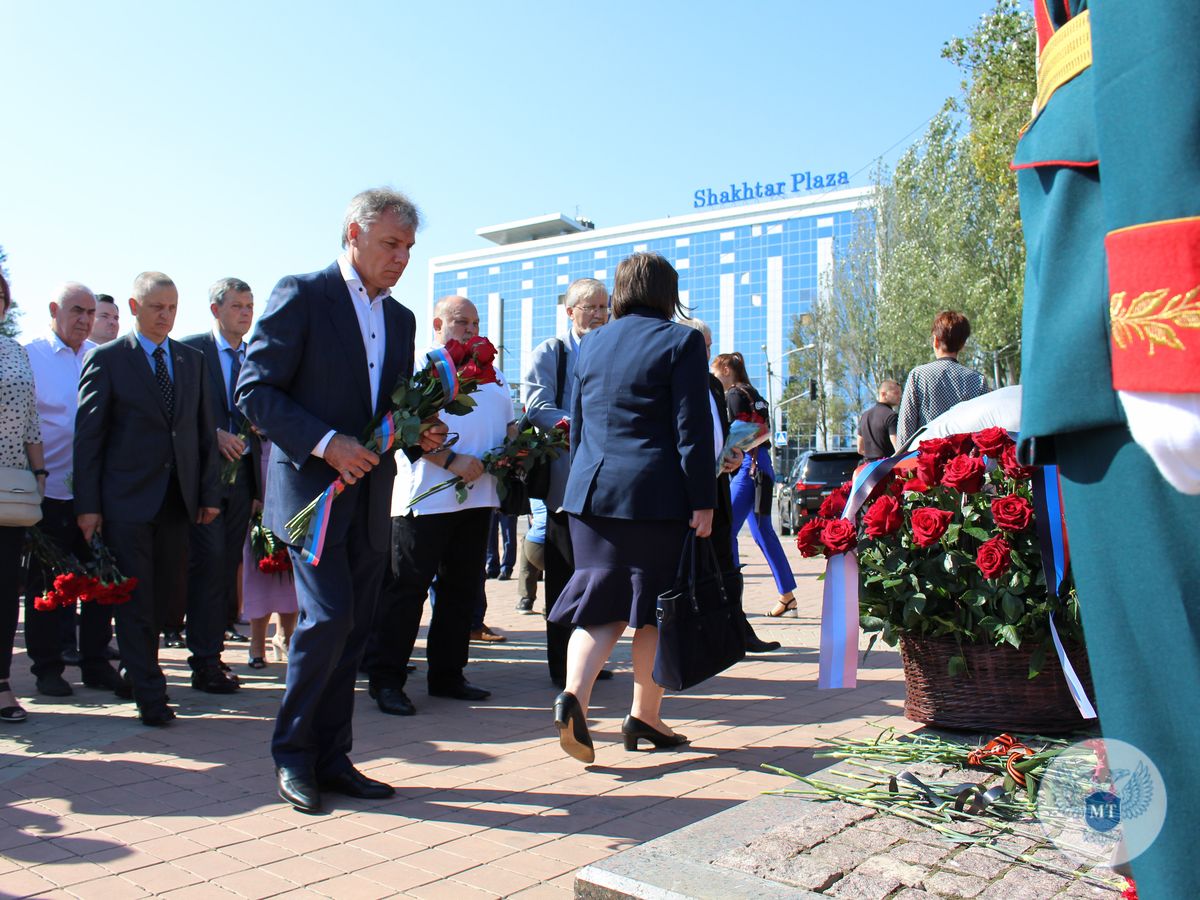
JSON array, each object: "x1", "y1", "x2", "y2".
[{"x1": 521, "y1": 278, "x2": 614, "y2": 687}]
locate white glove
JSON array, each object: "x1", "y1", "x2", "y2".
[{"x1": 1118, "y1": 390, "x2": 1200, "y2": 494}]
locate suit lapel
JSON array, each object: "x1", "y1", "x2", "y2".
[
  {"x1": 322, "y1": 265, "x2": 372, "y2": 417},
  {"x1": 169, "y1": 338, "x2": 188, "y2": 425},
  {"x1": 200, "y1": 334, "x2": 230, "y2": 421},
  {"x1": 124, "y1": 333, "x2": 171, "y2": 424}
]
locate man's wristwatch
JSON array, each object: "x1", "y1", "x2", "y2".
[{"x1": 32, "y1": 468, "x2": 49, "y2": 477}]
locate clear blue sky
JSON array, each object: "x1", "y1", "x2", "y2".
[{"x1": 1, "y1": 1, "x2": 1006, "y2": 346}]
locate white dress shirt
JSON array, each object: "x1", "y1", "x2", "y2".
[
  {"x1": 392, "y1": 366, "x2": 513, "y2": 516},
  {"x1": 313, "y1": 255, "x2": 390, "y2": 458},
  {"x1": 24, "y1": 331, "x2": 96, "y2": 501}
]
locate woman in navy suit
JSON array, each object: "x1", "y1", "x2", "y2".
[{"x1": 549, "y1": 253, "x2": 715, "y2": 763}]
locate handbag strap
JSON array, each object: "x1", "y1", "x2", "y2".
[{"x1": 672, "y1": 529, "x2": 697, "y2": 595}]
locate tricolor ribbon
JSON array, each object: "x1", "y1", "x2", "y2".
[
  {"x1": 1031, "y1": 465, "x2": 1096, "y2": 720},
  {"x1": 818, "y1": 452, "x2": 916, "y2": 689},
  {"x1": 299, "y1": 478, "x2": 346, "y2": 567},
  {"x1": 426, "y1": 347, "x2": 460, "y2": 403}
]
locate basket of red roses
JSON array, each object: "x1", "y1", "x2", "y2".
[{"x1": 798, "y1": 427, "x2": 1093, "y2": 733}]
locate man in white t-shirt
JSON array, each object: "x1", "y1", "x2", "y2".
[{"x1": 364, "y1": 296, "x2": 515, "y2": 716}]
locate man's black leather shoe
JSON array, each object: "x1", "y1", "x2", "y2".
[
  {"x1": 369, "y1": 685, "x2": 416, "y2": 716},
  {"x1": 745, "y1": 637, "x2": 782, "y2": 653},
  {"x1": 319, "y1": 767, "x2": 395, "y2": 800},
  {"x1": 429, "y1": 681, "x2": 491, "y2": 701},
  {"x1": 277, "y1": 766, "x2": 321, "y2": 814},
  {"x1": 139, "y1": 704, "x2": 176, "y2": 727},
  {"x1": 81, "y1": 665, "x2": 124, "y2": 691},
  {"x1": 61, "y1": 649, "x2": 82, "y2": 666},
  {"x1": 224, "y1": 628, "x2": 250, "y2": 644},
  {"x1": 113, "y1": 668, "x2": 135, "y2": 700},
  {"x1": 36, "y1": 674, "x2": 73, "y2": 697},
  {"x1": 162, "y1": 631, "x2": 185, "y2": 649},
  {"x1": 191, "y1": 666, "x2": 240, "y2": 694}
]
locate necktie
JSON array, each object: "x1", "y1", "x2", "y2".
[
  {"x1": 226, "y1": 347, "x2": 244, "y2": 431},
  {"x1": 153, "y1": 346, "x2": 175, "y2": 419}
]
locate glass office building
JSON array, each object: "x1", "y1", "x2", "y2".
[{"x1": 428, "y1": 186, "x2": 872, "y2": 412}]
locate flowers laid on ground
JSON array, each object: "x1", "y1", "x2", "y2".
[
  {"x1": 797, "y1": 428, "x2": 1082, "y2": 677},
  {"x1": 285, "y1": 336, "x2": 498, "y2": 561},
  {"x1": 28, "y1": 528, "x2": 137, "y2": 609},
  {"x1": 249, "y1": 513, "x2": 291, "y2": 578},
  {"x1": 409, "y1": 421, "x2": 569, "y2": 506}
]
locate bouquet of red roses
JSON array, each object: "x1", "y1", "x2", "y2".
[
  {"x1": 408, "y1": 420, "x2": 569, "y2": 506},
  {"x1": 798, "y1": 428, "x2": 1082, "y2": 677},
  {"x1": 248, "y1": 513, "x2": 291, "y2": 578},
  {"x1": 285, "y1": 336, "x2": 499, "y2": 564},
  {"x1": 29, "y1": 528, "x2": 137, "y2": 610}
]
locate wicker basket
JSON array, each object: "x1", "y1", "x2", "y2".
[{"x1": 898, "y1": 634, "x2": 1095, "y2": 734}]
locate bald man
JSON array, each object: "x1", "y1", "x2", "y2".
[
  {"x1": 364, "y1": 296, "x2": 515, "y2": 715},
  {"x1": 857, "y1": 380, "x2": 901, "y2": 461}
]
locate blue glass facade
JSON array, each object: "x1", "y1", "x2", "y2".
[{"x1": 430, "y1": 192, "x2": 868, "y2": 402}]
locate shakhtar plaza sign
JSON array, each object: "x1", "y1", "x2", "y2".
[{"x1": 693, "y1": 169, "x2": 850, "y2": 209}]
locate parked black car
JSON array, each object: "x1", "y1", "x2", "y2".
[{"x1": 777, "y1": 450, "x2": 863, "y2": 535}]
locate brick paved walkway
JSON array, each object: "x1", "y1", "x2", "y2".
[{"x1": 0, "y1": 538, "x2": 911, "y2": 899}]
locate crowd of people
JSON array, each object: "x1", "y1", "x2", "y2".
[{"x1": 0, "y1": 187, "x2": 827, "y2": 809}]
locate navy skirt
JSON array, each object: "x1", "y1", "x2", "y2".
[{"x1": 548, "y1": 514, "x2": 689, "y2": 629}]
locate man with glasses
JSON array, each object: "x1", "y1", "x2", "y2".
[{"x1": 522, "y1": 278, "x2": 614, "y2": 687}]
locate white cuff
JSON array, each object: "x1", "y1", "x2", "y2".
[
  {"x1": 312, "y1": 430, "x2": 336, "y2": 459},
  {"x1": 1118, "y1": 390, "x2": 1200, "y2": 494}
]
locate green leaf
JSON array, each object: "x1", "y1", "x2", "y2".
[
  {"x1": 1027, "y1": 637, "x2": 1049, "y2": 679},
  {"x1": 948, "y1": 655, "x2": 967, "y2": 676},
  {"x1": 963, "y1": 525, "x2": 990, "y2": 541},
  {"x1": 997, "y1": 624, "x2": 1021, "y2": 649},
  {"x1": 859, "y1": 615, "x2": 886, "y2": 632},
  {"x1": 1001, "y1": 593, "x2": 1024, "y2": 623}
]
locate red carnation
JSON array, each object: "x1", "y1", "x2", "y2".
[
  {"x1": 863, "y1": 495, "x2": 903, "y2": 538},
  {"x1": 911, "y1": 507, "x2": 953, "y2": 547},
  {"x1": 973, "y1": 426, "x2": 1013, "y2": 459},
  {"x1": 818, "y1": 491, "x2": 847, "y2": 519},
  {"x1": 821, "y1": 519, "x2": 858, "y2": 555},
  {"x1": 991, "y1": 494, "x2": 1034, "y2": 532},
  {"x1": 34, "y1": 592, "x2": 62, "y2": 611},
  {"x1": 442, "y1": 339, "x2": 470, "y2": 366},
  {"x1": 1000, "y1": 444, "x2": 1035, "y2": 481},
  {"x1": 941, "y1": 454, "x2": 985, "y2": 494},
  {"x1": 975, "y1": 535, "x2": 1012, "y2": 580},
  {"x1": 796, "y1": 518, "x2": 826, "y2": 558},
  {"x1": 903, "y1": 478, "x2": 930, "y2": 494}
]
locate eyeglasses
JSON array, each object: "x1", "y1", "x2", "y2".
[{"x1": 574, "y1": 304, "x2": 609, "y2": 315}]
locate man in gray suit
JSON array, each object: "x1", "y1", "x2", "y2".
[
  {"x1": 521, "y1": 278, "x2": 611, "y2": 687},
  {"x1": 75, "y1": 271, "x2": 221, "y2": 726}
]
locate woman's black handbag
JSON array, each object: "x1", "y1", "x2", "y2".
[
  {"x1": 653, "y1": 532, "x2": 747, "y2": 691},
  {"x1": 752, "y1": 466, "x2": 774, "y2": 517}
]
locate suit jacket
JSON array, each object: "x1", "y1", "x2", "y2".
[
  {"x1": 180, "y1": 331, "x2": 262, "y2": 502},
  {"x1": 1013, "y1": 0, "x2": 1200, "y2": 460},
  {"x1": 74, "y1": 332, "x2": 220, "y2": 522},
  {"x1": 521, "y1": 334, "x2": 573, "y2": 511},
  {"x1": 708, "y1": 373, "x2": 734, "y2": 528},
  {"x1": 563, "y1": 307, "x2": 716, "y2": 520},
  {"x1": 235, "y1": 261, "x2": 415, "y2": 552}
]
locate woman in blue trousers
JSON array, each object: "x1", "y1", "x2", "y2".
[{"x1": 712, "y1": 352, "x2": 798, "y2": 617}]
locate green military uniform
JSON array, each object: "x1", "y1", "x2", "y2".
[{"x1": 1015, "y1": 2, "x2": 1200, "y2": 894}]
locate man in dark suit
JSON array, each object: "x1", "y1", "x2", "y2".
[
  {"x1": 179, "y1": 278, "x2": 260, "y2": 692},
  {"x1": 75, "y1": 271, "x2": 222, "y2": 726},
  {"x1": 237, "y1": 188, "x2": 446, "y2": 814}
]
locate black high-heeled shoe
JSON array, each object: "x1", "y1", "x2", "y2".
[
  {"x1": 622, "y1": 715, "x2": 687, "y2": 751},
  {"x1": 553, "y1": 691, "x2": 595, "y2": 763}
]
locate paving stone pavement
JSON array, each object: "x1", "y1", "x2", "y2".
[{"x1": 0, "y1": 537, "x2": 913, "y2": 899}]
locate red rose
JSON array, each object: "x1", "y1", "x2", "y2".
[
  {"x1": 467, "y1": 336, "x2": 498, "y2": 367},
  {"x1": 917, "y1": 436, "x2": 953, "y2": 460},
  {"x1": 972, "y1": 426, "x2": 1013, "y2": 459},
  {"x1": 832, "y1": 481, "x2": 853, "y2": 500},
  {"x1": 459, "y1": 360, "x2": 481, "y2": 382},
  {"x1": 863, "y1": 494, "x2": 903, "y2": 538},
  {"x1": 818, "y1": 491, "x2": 847, "y2": 519},
  {"x1": 916, "y1": 448, "x2": 948, "y2": 486},
  {"x1": 796, "y1": 518, "x2": 826, "y2": 558},
  {"x1": 554, "y1": 417, "x2": 570, "y2": 434},
  {"x1": 911, "y1": 507, "x2": 954, "y2": 547},
  {"x1": 442, "y1": 339, "x2": 469, "y2": 367},
  {"x1": 888, "y1": 479, "x2": 905, "y2": 496},
  {"x1": 944, "y1": 433, "x2": 975, "y2": 455},
  {"x1": 821, "y1": 519, "x2": 858, "y2": 555},
  {"x1": 903, "y1": 478, "x2": 929, "y2": 494},
  {"x1": 975, "y1": 535, "x2": 1012, "y2": 580},
  {"x1": 1000, "y1": 444, "x2": 1035, "y2": 481},
  {"x1": 991, "y1": 494, "x2": 1034, "y2": 532},
  {"x1": 941, "y1": 454, "x2": 985, "y2": 494}
]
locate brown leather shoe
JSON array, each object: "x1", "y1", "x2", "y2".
[{"x1": 469, "y1": 625, "x2": 507, "y2": 643}]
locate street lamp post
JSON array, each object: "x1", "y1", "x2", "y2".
[{"x1": 762, "y1": 342, "x2": 817, "y2": 471}]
